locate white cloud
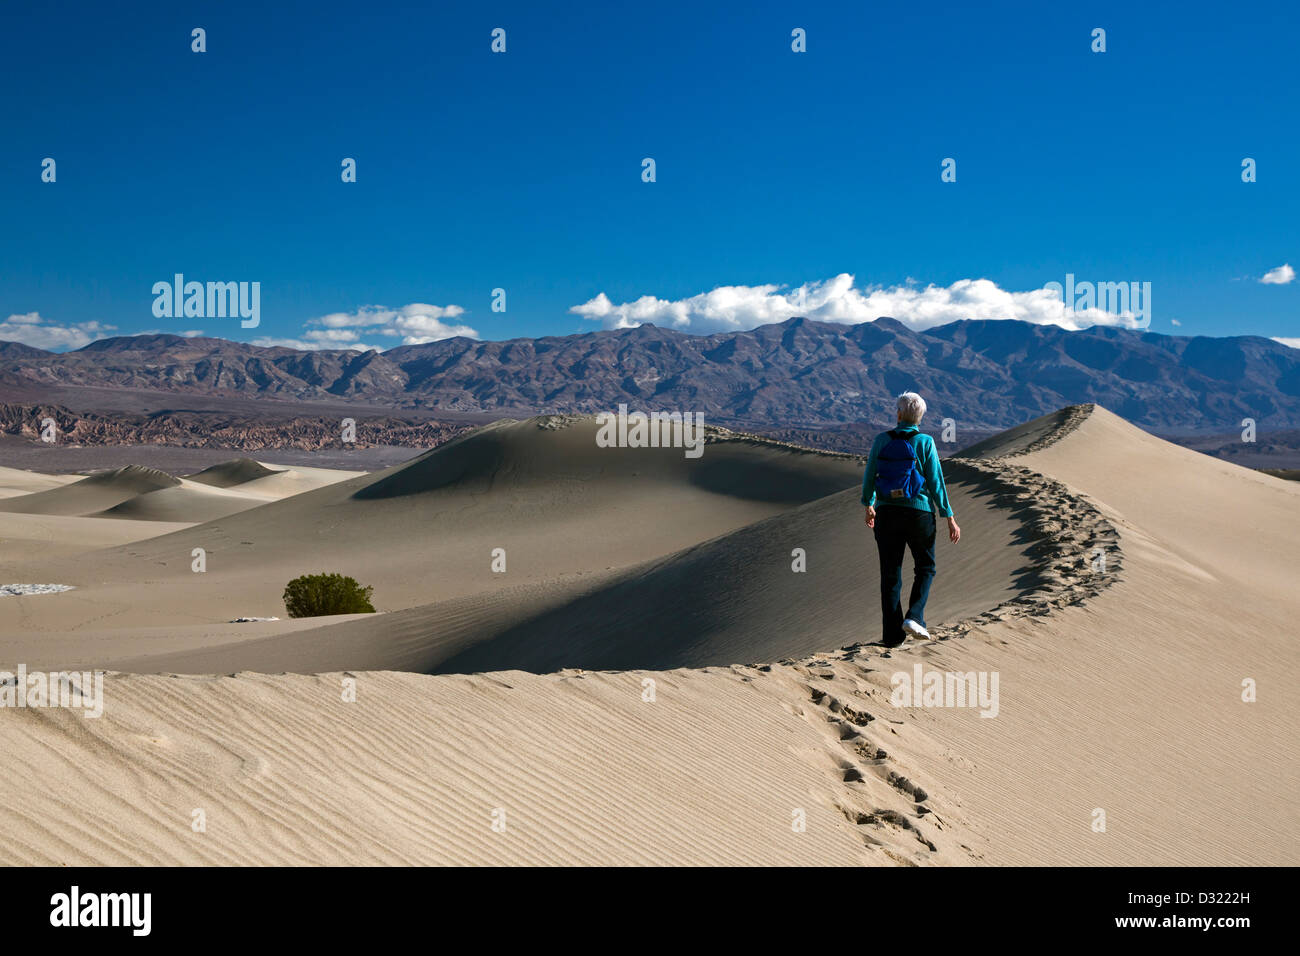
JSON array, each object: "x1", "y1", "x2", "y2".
[
  {"x1": 1272, "y1": 337, "x2": 1300, "y2": 349},
  {"x1": 251, "y1": 303, "x2": 477, "y2": 351},
  {"x1": 0, "y1": 312, "x2": 115, "y2": 350},
  {"x1": 569, "y1": 274, "x2": 1150, "y2": 334},
  {"x1": 249, "y1": 335, "x2": 386, "y2": 352},
  {"x1": 1170, "y1": 318, "x2": 1181, "y2": 326},
  {"x1": 130, "y1": 328, "x2": 206, "y2": 338},
  {"x1": 308, "y1": 303, "x2": 478, "y2": 346},
  {"x1": 1260, "y1": 264, "x2": 1295, "y2": 285}
]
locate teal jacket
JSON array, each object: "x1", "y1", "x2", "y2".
[{"x1": 860, "y1": 425, "x2": 955, "y2": 517}]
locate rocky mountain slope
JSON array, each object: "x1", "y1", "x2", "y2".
[{"x1": 2, "y1": 318, "x2": 1297, "y2": 430}]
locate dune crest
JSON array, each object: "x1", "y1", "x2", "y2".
[
  {"x1": 0, "y1": 466, "x2": 80, "y2": 499},
  {"x1": 0, "y1": 464, "x2": 179, "y2": 517},
  {"x1": 184, "y1": 458, "x2": 286, "y2": 488}
]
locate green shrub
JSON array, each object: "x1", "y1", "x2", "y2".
[{"x1": 282, "y1": 572, "x2": 376, "y2": 618}]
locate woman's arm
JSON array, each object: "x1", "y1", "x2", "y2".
[{"x1": 923, "y1": 437, "x2": 955, "y2": 518}]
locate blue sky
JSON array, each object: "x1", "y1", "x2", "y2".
[{"x1": 1, "y1": 0, "x2": 1297, "y2": 351}]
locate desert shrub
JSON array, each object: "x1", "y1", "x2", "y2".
[{"x1": 282, "y1": 572, "x2": 376, "y2": 618}]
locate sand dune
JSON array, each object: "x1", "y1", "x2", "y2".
[
  {"x1": 92, "y1": 481, "x2": 270, "y2": 523},
  {"x1": 0, "y1": 464, "x2": 179, "y2": 515},
  {"x1": 2, "y1": 418, "x2": 1030, "y2": 668},
  {"x1": 0, "y1": 466, "x2": 80, "y2": 499},
  {"x1": 0, "y1": 405, "x2": 1296, "y2": 865},
  {"x1": 185, "y1": 458, "x2": 286, "y2": 488},
  {"x1": 0, "y1": 667, "x2": 977, "y2": 866},
  {"x1": 2, "y1": 419, "x2": 870, "y2": 635},
  {"x1": 162, "y1": 478, "x2": 1030, "y2": 677},
  {"x1": 0, "y1": 458, "x2": 364, "y2": 529},
  {"x1": 902, "y1": 405, "x2": 1300, "y2": 864},
  {"x1": 0, "y1": 467, "x2": 269, "y2": 525},
  {"x1": 0, "y1": 512, "x2": 193, "y2": 564},
  {"x1": 185, "y1": 459, "x2": 363, "y2": 498}
]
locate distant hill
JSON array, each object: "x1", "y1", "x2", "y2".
[
  {"x1": 0, "y1": 340, "x2": 52, "y2": 360},
  {"x1": 3, "y1": 318, "x2": 1298, "y2": 430}
]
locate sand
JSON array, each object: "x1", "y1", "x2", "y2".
[
  {"x1": 0, "y1": 466, "x2": 81, "y2": 499},
  {"x1": 0, "y1": 419, "x2": 1026, "y2": 665},
  {"x1": 0, "y1": 407, "x2": 1295, "y2": 865},
  {"x1": 912, "y1": 405, "x2": 1300, "y2": 865},
  {"x1": 0, "y1": 460, "x2": 362, "y2": 525}
]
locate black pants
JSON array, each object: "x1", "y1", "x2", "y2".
[{"x1": 873, "y1": 506, "x2": 937, "y2": 643}]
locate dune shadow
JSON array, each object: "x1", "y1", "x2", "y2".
[{"x1": 427, "y1": 472, "x2": 1039, "y2": 675}]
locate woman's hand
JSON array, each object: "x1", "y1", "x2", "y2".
[
  {"x1": 864, "y1": 505, "x2": 876, "y2": 528},
  {"x1": 947, "y1": 516, "x2": 961, "y2": 543}
]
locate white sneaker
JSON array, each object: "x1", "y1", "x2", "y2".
[{"x1": 902, "y1": 619, "x2": 930, "y2": 640}]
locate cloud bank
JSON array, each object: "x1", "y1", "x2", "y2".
[
  {"x1": 569, "y1": 274, "x2": 1150, "y2": 334},
  {"x1": 0, "y1": 312, "x2": 116, "y2": 350},
  {"x1": 253, "y1": 303, "x2": 478, "y2": 351}
]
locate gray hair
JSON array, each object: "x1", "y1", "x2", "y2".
[{"x1": 896, "y1": 391, "x2": 927, "y2": 424}]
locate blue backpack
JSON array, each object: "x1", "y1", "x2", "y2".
[{"x1": 875, "y1": 430, "x2": 927, "y2": 501}]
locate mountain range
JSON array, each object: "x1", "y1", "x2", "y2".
[{"x1": 2, "y1": 317, "x2": 1298, "y2": 430}]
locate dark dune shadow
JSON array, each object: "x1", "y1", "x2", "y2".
[{"x1": 429, "y1": 473, "x2": 1032, "y2": 674}]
